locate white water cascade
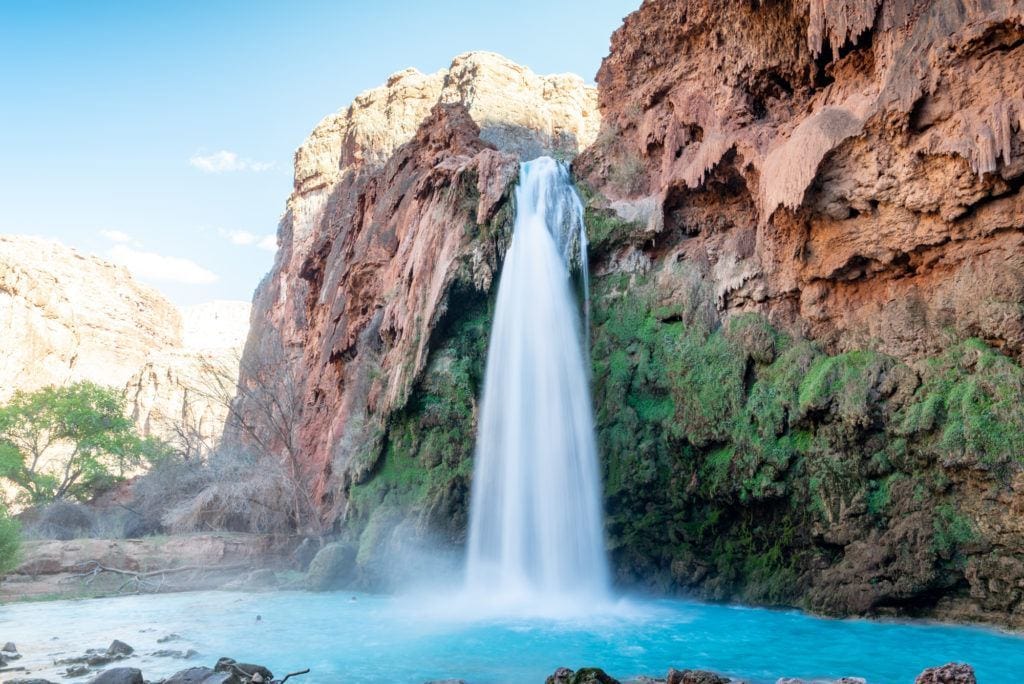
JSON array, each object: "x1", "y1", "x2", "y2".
[{"x1": 465, "y1": 156, "x2": 610, "y2": 605}]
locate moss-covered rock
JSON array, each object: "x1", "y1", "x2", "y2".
[{"x1": 589, "y1": 253, "x2": 1024, "y2": 625}]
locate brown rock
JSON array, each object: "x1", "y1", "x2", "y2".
[
  {"x1": 577, "y1": 0, "x2": 1024, "y2": 362},
  {"x1": 667, "y1": 669, "x2": 730, "y2": 684},
  {"x1": 914, "y1": 663, "x2": 977, "y2": 684}
]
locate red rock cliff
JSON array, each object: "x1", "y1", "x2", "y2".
[
  {"x1": 579, "y1": 0, "x2": 1024, "y2": 360},
  {"x1": 230, "y1": 52, "x2": 599, "y2": 528}
]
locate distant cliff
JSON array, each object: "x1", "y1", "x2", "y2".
[{"x1": 0, "y1": 235, "x2": 249, "y2": 447}]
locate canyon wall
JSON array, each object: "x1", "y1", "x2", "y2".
[
  {"x1": 230, "y1": 52, "x2": 598, "y2": 543},
  {"x1": 0, "y1": 235, "x2": 248, "y2": 448},
  {"x1": 576, "y1": 0, "x2": 1024, "y2": 627},
  {"x1": 233, "y1": 3, "x2": 1024, "y2": 626}
]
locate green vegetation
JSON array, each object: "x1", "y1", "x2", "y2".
[
  {"x1": 0, "y1": 381, "x2": 162, "y2": 504},
  {"x1": 0, "y1": 505, "x2": 20, "y2": 574},
  {"x1": 588, "y1": 261, "x2": 1024, "y2": 609},
  {"x1": 932, "y1": 502, "x2": 978, "y2": 557},
  {"x1": 898, "y1": 339, "x2": 1024, "y2": 466}
]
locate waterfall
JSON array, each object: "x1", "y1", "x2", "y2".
[{"x1": 465, "y1": 156, "x2": 609, "y2": 605}]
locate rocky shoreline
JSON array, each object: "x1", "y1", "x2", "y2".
[
  {"x1": 547, "y1": 664, "x2": 978, "y2": 684},
  {"x1": 0, "y1": 637, "x2": 981, "y2": 684}
]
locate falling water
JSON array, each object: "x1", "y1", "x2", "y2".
[{"x1": 465, "y1": 156, "x2": 609, "y2": 605}]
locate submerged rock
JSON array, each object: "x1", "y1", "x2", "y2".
[{"x1": 150, "y1": 649, "x2": 199, "y2": 659}]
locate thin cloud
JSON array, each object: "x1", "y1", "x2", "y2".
[
  {"x1": 189, "y1": 150, "x2": 274, "y2": 173},
  {"x1": 99, "y1": 229, "x2": 132, "y2": 243},
  {"x1": 108, "y1": 244, "x2": 219, "y2": 285},
  {"x1": 220, "y1": 229, "x2": 277, "y2": 252},
  {"x1": 257, "y1": 234, "x2": 277, "y2": 252}
]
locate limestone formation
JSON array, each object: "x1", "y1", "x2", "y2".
[{"x1": 578, "y1": 0, "x2": 1024, "y2": 361}]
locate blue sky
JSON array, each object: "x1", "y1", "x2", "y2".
[{"x1": 0, "y1": 1, "x2": 637, "y2": 306}]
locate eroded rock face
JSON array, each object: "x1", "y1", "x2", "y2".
[
  {"x1": 124, "y1": 301, "x2": 251, "y2": 448},
  {"x1": 231, "y1": 52, "x2": 598, "y2": 528},
  {"x1": 0, "y1": 235, "x2": 181, "y2": 399},
  {"x1": 578, "y1": 0, "x2": 1024, "y2": 629},
  {"x1": 0, "y1": 235, "x2": 248, "y2": 446},
  {"x1": 578, "y1": 0, "x2": 1024, "y2": 361}
]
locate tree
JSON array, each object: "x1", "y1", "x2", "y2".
[
  {"x1": 176, "y1": 353, "x2": 323, "y2": 534},
  {"x1": 0, "y1": 382, "x2": 155, "y2": 504}
]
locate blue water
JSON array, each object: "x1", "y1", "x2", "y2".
[{"x1": 3, "y1": 591, "x2": 1023, "y2": 683}]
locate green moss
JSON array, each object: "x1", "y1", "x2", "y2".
[
  {"x1": 932, "y1": 502, "x2": 978, "y2": 556},
  {"x1": 900, "y1": 340, "x2": 1024, "y2": 466},
  {"x1": 585, "y1": 206, "x2": 641, "y2": 256},
  {"x1": 797, "y1": 350, "x2": 891, "y2": 427},
  {"x1": 866, "y1": 473, "x2": 906, "y2": 516}
]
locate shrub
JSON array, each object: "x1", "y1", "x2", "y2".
[
  {"x1": 21, "y1": 500, "x2": 96, "y2": 540},
  {"x1": 0, "y1": 506, "x2": 19, "y2": 573}
]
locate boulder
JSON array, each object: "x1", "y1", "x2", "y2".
[
  {"x1": 915, "y1": 663, "x2": 977, "y2": 684},
  {"x1": 547, "y1": 667, "x2": 620, "y2": 684},
  {"x1": 162, "y1": 667, "x2": 232, "y2": 684},
  {"x1": 2, "y1": 642, "x2": 18, "y2": 654},
  {"x1": 292, "y1": 538, "x2": 320, "y2": 571},
  {"x1": 7, "y1": 679, "x2": 59, "y2": 684},
  {"x1": 667, "y1": 671, "x2": 730, "y2": 684},
  {"x1": 88, "y1": 668, "x2": 143, "y2": 684},
  {"x1": 214, "y1": 657, "x2": 273, "y2": 682},
  {"x1": 106, "y1": 640, "x2": 134, "y2": 657},
  {"x1": 305, "y1": 542, "x2": 356, "y2": 591}
]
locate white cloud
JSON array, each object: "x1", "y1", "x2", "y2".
[
  {"x1": 189, "y1": 150, "x2": 274, "y2": 173},
  {"x1": 219, "y1": 229, "x2": 278, "y2": 253},
  {"x1": 99, "y1": 229, "x2": 132, "y2": 243},
  {"x1": 257, "y1": 234, "x2": 277, "y2": 252},
  {"x1": 108, "y1": 245, "x2": 219, "y2": 285}
]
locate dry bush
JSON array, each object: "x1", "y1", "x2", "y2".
[
  {"x1": 20, "y1": 500, "x2": 96, "y2": 540},
  {"x1": 160, "y1": 449, "x2": 296, "y2": 535},
  {"x1": 130, "y1": 455, "x2": 215, "y2": 534}
]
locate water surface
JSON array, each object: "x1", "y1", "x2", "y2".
[{"x1": 3, "y1": 591, "x2": 1024, "y2": 683}]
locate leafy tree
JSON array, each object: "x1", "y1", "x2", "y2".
[
  {"x1": 0, "y1": 505, "x2": 19, "y2": 574},
  {"x1": 0, "y1": 382, "x2": 154, "y2": 504}
]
